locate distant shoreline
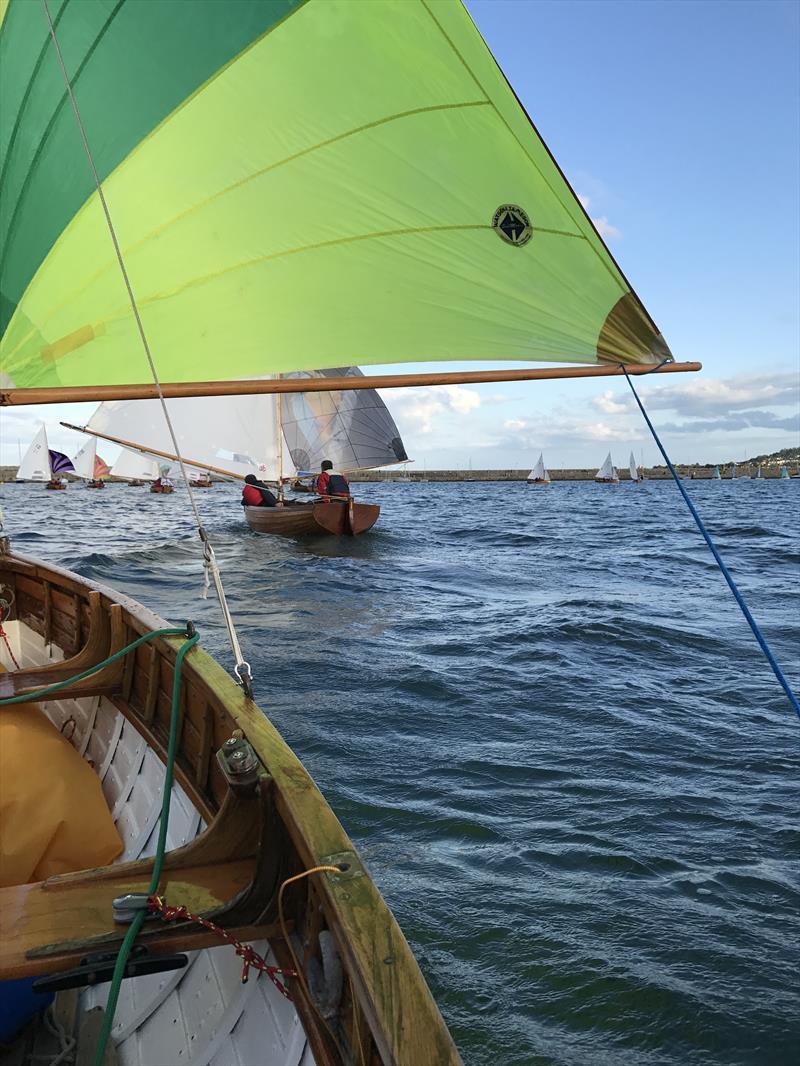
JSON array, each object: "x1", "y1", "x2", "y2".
[{"x1": 2, "y1": 463, "x2": 797, "y2": 484}]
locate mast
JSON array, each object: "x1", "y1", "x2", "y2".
[{"x1": 0, "y1": 362, "x2": 702, "y2": 407}]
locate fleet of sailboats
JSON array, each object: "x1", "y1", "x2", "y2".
[{"x1": 0, "y1": 0, "x2": 759, "y2": 1059}]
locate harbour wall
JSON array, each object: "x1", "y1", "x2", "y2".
[{"x1": 351, "y1": 464, "x2": 799, "y2": 482}]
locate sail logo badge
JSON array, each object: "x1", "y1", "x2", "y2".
[{"x1": 492, "y1": 204, "x2": 532, "y2": 246}]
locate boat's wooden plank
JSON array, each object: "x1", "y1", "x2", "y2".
[
  {"x1": 189, "y1": 658, "x2": 462, "y2": 1066},
  {"x1": 195, "y1": 700, "x2": 214, "y2": 790},
  {"x1": 142, "y1": 644, "x2": 159, "y2": 723},
  {"x1": 0, "y1": 858, "x2": 255, "y2": 979}
]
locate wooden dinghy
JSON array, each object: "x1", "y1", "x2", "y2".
[
  {"x1": 150, "y1": 483, "x2": 174, "y2": 495},
  {"x1": 0, "y1": 547, "x2": 459, "y2": 1065},
  {"x1": 45, "y1": 480, "x2": 66, "y2": 491},
  {"x1": 244, "y1": 501, "x2": 380, "y2": 538}
]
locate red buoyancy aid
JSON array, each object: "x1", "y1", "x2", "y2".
[{"x1": 317, "y1": 471, "x2": 350, "y2": 498}]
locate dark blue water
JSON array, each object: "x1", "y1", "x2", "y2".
[{"x1": 2, "y1": 478, "x2": 798, "y2": 1065}]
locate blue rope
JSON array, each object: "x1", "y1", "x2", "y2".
[{"x1": 621, "y1": 365, "x2": 800, "y2": 721}]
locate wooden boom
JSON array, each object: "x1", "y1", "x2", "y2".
[{"x1": 2, "y1": 361, "x2": 701, "y2": 406}]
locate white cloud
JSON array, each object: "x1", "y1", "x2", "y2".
[
  {"x1": 381, "y1": 384, "x2": 480, "y2": 435},
  {"x1": 591, "y1": 216, "x2": 621, "y2": 241},
  {"x1": 642, "y1": 371, "x2": 798, "y2": 418},
  {"x1": 503, "y1": 418, "x2": 526, "y2": 431},
  {"x1": 592, "y1": 390, "x2": 632, "y2": 415},
  {"x1": 577, "y1": 193, "x2": 621, "y2": 241}
]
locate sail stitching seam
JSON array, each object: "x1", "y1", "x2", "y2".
[
  {"x1": 2, "y1": 101, "x2": 492, "y2": 359},
  {"x1": 22, "y1": 223, "x2": 585, "y2": 348}
]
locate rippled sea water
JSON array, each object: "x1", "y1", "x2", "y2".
[{"x1": 1, "y1": 477, "x2": 798, "y2": 1066}]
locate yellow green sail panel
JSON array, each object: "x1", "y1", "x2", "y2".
[{"x1": 0, "y1": 0, "x2": 672, "y2": 389}]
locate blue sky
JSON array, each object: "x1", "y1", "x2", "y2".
[{"x1": 2, "y1": 0, "x2": 798, "y2": 471}]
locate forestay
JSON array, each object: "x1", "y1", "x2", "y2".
[{"x1": 1, "y1": 0, "x2": 672, "y2": 392}]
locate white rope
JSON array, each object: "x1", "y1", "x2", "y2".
[{"x1": 40, "y1": 0, "x2": 253, "y2": 694}]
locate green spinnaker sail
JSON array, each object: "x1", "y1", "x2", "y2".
[{"x1": 0, "y1": 0, "x2": 672, "y2": 390}]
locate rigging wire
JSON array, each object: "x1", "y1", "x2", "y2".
[
  {"x1": 39, "y1": 0, "x2": 253, "y2": 696},
  {"x1": 621, "y1": 365, "x2": 800, "y2": 721}
]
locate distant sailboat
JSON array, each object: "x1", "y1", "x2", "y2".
[
  {"x1": 16, "y1": 426, "x2": 50, "y2": 483},
  {"x1": 110, "y1": 448, "x2": 159, "y2": 486},
  {"x1": 752, "y1": 465, "x2": 763, "y2": 479},
  {"x1": 595, "y1": 452, "x2": 619, "y2": 484},
  {"x1": 729, "y1": 463, "x2": 737, "y2": 479},
  {"x1": 527, "y1": 453, "x2": 551, "y2": 484},
  {"x1": 17, "y1": 426, "x2": 68, "y2": 489},
  {"x1": 780, "y1": 465, "x2": 790, "y2": 479},
  {"x1": 628, "y1": 451, "x2": 640, "y2": 483},
  {"x1": 72, "y1": 436, "x2": 110, "y2": 488},
  {"x1": 713, "y1": 465, "x2": 721, "y2": 480}
]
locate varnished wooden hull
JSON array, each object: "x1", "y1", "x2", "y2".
[
  {"x1": 526, "y1": 479, "x2": 550, "y2": 485},
  {"x1": 0, "y1": 549, "x2": 459, "y2": 1066},
  {"x1": 244, "y1": 500, "x2": 380, "y2": 537},
  {"x1": 150, "y1": 484, "x2": 174, "y2": 494},
  {"x1": 45, "y1": 481, "x2": 66, "y2": 490}
]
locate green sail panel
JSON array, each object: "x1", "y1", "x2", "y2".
[
  {"x1": 0, "y1": 0, "x2": 302, "y2": 334},
  {"x1": 0, "y1": 0, "x2": 671, "y2": 390}
]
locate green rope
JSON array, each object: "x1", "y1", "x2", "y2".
[
  {"x1": 93, "y1": 627, "x2": 200, "y2": 1066},
  {"x1": 0, "y1": 626, "x2": 190, "y2": 706}
]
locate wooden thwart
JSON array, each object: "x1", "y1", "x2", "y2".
[{"x1": 0, "y1": 858, "x2": 256, "y2": 979}]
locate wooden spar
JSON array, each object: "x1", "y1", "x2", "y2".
[
  {"x1": 2, "y1": 361, "x2": 702, "y2": 405},
  {"x1": 60, "y1": 422, "x2": 251, "y2": 483}
]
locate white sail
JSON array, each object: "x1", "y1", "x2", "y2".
[
  {"x1": 88, "y1": 370, "x2": 407, "y2": 482},
  {"x1": 527, "y1": 453, "x2": 550, "y2": 482},
  {"x1": 595, "y1": 452, "x2": 618, "y2": 482},
  {"x1": 72, "y1": 437, "x2": 97, "y2": 480},
  {"x1": 780, "y1": 466, "x2": 789, "y2": 479},
  {"x1": 281, "y1": 367, "x2": 407, "y2": 472},
  {"x1": 629, "y1": 451, "x2": 639, "y2": 482},
  {"x1": 16, "y1": 426, "x2": 51, "y2": 481},
  {"x1": 713, "y1": 465, "x2": 720, "y2": 479},
  {"x1": 88, "y1": 394, "x2": 282, "y2": 480},
  {"x1": 110, "y1": 448, "x2": 160, "y2": 481}
]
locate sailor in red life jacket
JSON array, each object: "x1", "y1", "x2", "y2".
[
  {"x1": 315, "y1": 459, "x2": 350, "y2": 501},
  {"x1": 241, "y1": 473, "x2": 278, "y2": 507}
]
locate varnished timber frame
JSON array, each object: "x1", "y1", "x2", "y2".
[{"x1": 0, "y1": 550, "x2": 461, "y2": 1066}]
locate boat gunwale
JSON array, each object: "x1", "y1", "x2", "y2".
[{"x1": 0, "y1": 548, "x2": 461, "y2": 1066}]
